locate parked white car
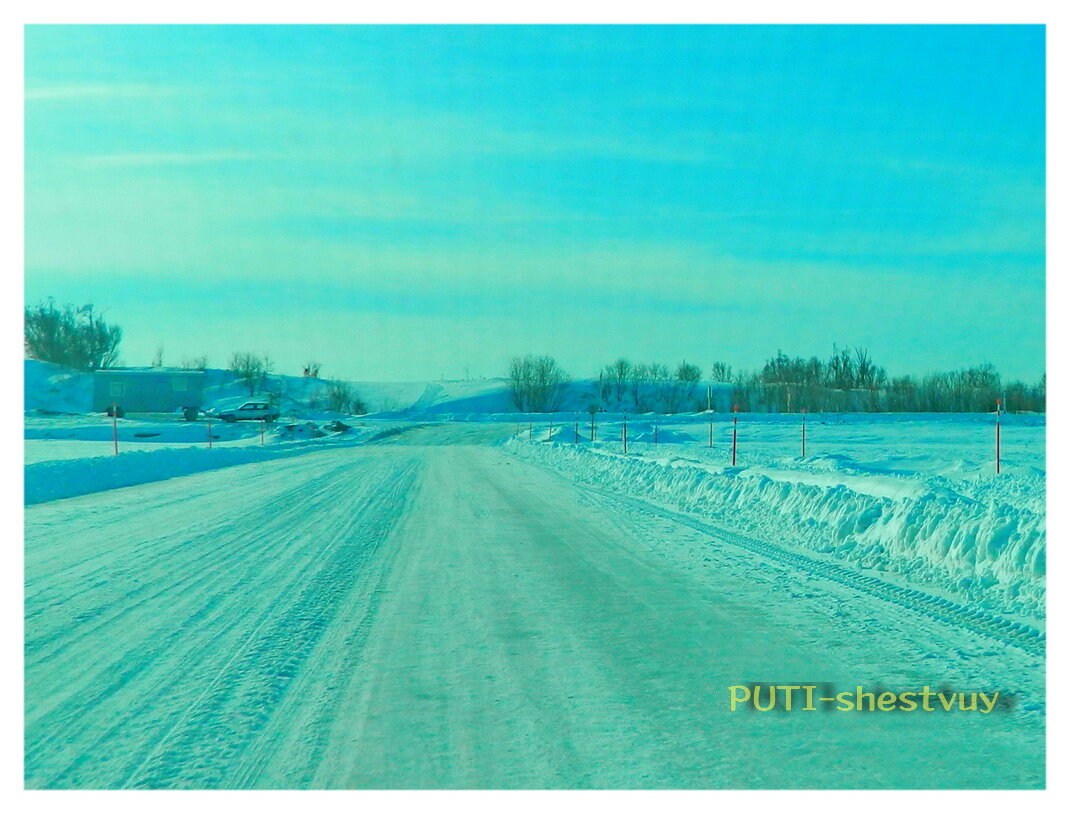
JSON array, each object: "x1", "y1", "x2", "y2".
[{"x1": 209, "y1": 400, "x2": 280, "y2": 423}]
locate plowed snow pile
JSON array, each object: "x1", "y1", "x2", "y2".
[{"x1": 507, "y1": 428, "x2": 1044, "y2": 621}]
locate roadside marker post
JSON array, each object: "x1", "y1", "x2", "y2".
[
  {"x1": 548, "y1": 419, "x2": 554, "y2": 442},
  {"x1": 574, "y1": 421, "x2": 579, "y2": 443},
  {"x1": 207, "y1": 419, "x2": 213, "y2": 449},
  {"x1": 654, "y1": 417, "x2": 659, "y2": 447},
  {"x1": 111, "y1": 402, "x2": 119, "y2": 456},
  {"x1": 708, "y1": 416, "x2": 713, "y2": 449},
  {"x1": 731, "y1": 405, "x2": 739, "y2": 466},
  {"x1": 801, "y1": 408, "x2": 807, "y2": 458},
  {"x1": 995, "y1": 399, "x2": 1002, "y2": 475},
  {"x1": 622, "y1": 413, "x2": 628, "y2": 455},
  {"x1": 260, "y1": 419, "x2": 265, "y2": 446},
  {"x1": 529, "y1": 422, "x2": 533, "y2": 441}
]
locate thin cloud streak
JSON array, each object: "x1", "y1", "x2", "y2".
[{"x1": 26, "y1": 83, "x2": 182, "y2": 101}]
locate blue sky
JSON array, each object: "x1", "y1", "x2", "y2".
[{"x1": 25, "y1": 25, "x2": 1045, "y2": 382}]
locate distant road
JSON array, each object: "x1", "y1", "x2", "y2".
[{"x1": 25, "y1": 423, "x2": 1043, "y2": 788}]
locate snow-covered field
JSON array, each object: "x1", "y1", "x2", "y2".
[
  {"x1": 507, "y1": 412, "x2": 1046, "y2": 621},
  {"x1": 25, "y1": 365, "x2": 1046, "y2": 620},
  {"x1": 23, "y1": 361, "x2": 1046, "y2": 789}
]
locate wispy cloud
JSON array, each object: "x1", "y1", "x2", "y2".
[
  {"x1": 25, "y1": 83, "x2": 181, "y2": 101},
  {"x1": 77, "y1": 151, "x2": 267, "y2": 168}
]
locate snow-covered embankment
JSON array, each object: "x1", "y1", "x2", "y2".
[
  {"x1": 24, "y1": 434, "x2": 374, "y2": 505},
  {"x1": 506, "y1": 439, "x2": 1045, "y2": 620}
]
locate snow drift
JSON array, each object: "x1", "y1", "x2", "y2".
[
  {"x1": 506, "y1": 439, "x2": 1045, "y2": 620},
  {"x1": 24, "y1": 432, "x2": 371, "y2": 505}
]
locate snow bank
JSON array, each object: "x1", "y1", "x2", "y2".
[
  {"x1": 506, "y1": 439, "x2": 1045, "y2": 620},
  {"x1": 25, "y1": 438, "x2": 362, "y2": 506},
  {"x1": 24, "y1": 360, "x2": 92, "y2": 414}
]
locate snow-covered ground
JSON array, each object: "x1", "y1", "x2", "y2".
[
  {"x1": 507, "y1": 413, "x2": 1045, "y2": 622},
  {"x1": 23, "y1": 358, "x2": 513, "y2": 417},
  {"x1": 25, "y1": 425, "x2": 1045, "y2": 788},
  {"x1": 23, "y1": 362, "x2": 1046, "y2": 788},
  {"x1": 24, "y1": 413, "x2": 411, "y2": 504}
]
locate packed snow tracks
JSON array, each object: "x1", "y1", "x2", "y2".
[{"x1": 25, "y1": 424, "x2": 1044, "y2": 788}]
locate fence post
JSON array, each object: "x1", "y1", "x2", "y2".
[
  {"x1": 654, "y1": 416, "x2": 659, "y2": 447},
  {"x1": 548, "y1": 419, "x2": 554, "y2": 442},
  {"x1": 622, "y1": 413, "x2": 628, "y2": 455},
  {"x1": 260, "y1": 419, "x2": 265, "y2": 446},
  {"x1": 995, "y1": 398, "x2": 1002, "y2": 475},
  {"x1": 207, "y1": 419, "x2": 213, "y2": 449},
  {"x1": 708, "y1": 416, "x2": 713, "y2": 448},
  {"x1": 574, "y1": 421, "x2": 579, "y2": 443},
  {"x1": 801, "y1": 408, "x2": 807, "y2": 458},
  {"x1": 111, "y1": 402, "x2": 119, "y2": 456},
  {"x1": 590, "y1": 413, "x2": 596, "y2": 442},
  {"x1": 731, "y1": 405, "x2": 738, "y2": 466},
  {"x1": 529, "y1": 422, "x2": 533, "y2": 441}
]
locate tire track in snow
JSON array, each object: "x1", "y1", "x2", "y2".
[
  {"x1": 26, "y1": 456, "x2": 391, "y2": 785},
  {"x1": 24, "y1": 450, "x2": 420, "y2": 789},
  {"x1": 121, "y1": 460, "x2": 419, "y2": 789},
  {"x1": 26, "y1": 457, "x2": 374, "y2": 666},
  {"x1": 578, "y1": 483, "x2": 1045, "y2": 658},
  {"x1": 24, "y1": 453, "x2": 379, "y2": 741}
]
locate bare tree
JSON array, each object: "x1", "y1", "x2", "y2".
[
  {"x1": 629, "y1": 363, "x2": 651, "y2": 410},
  {"x1": 229, "y1": 352, "x2": 273, "y2": 395},
  {"x1": 25, "y1": 300, "x2": 122, "y2": 371},
  {"x1": 665, "y1": 360, "x2": 702, "y2": 413},
  {"x1": 314, "y1": 380, "x2": 366, "y2": 414},
  {"x1": 507, "y1": 354, "x2": 570, "y2": 412}
]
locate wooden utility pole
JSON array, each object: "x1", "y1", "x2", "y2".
[
  {"x1": 731, "y1": 405, "x2": 739, "y2": 466},
  {"x1": 995, "y1": 399, "x2": 1002, "y2": 475}
]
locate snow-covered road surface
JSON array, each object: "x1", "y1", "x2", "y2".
[{"x1": 25, "y1": 424, "x2": 1043, "y2": 788}]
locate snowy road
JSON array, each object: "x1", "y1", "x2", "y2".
[{"x1": 25, "y1": 423, "x2": 1044, "y2": 788}]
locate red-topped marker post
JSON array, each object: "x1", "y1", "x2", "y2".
[
  {"x1": 995, "y1": 398, "x2": 1002, "y2": 475},
  {"x1": 731, "y1": 405, "x2": 739, "y2": 466}
]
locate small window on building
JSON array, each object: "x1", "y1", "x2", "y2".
[
  {"x1": 108, "y1": 382, "x2": 125, "y2": 397},
  {"x1": 172, "y1": 377, "x2": 187, "y2": 392}
]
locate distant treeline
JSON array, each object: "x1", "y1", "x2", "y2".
[
  {"x1": 730, "y1": 348, "x2": 1045, "y2": 414},
  {"x1": 508, "y1": 347, "x2": 1045, "y2": 413}
]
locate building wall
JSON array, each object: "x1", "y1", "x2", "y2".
[{"x1": 92, "y1": 371, "x2": 205, "y2": 412}]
